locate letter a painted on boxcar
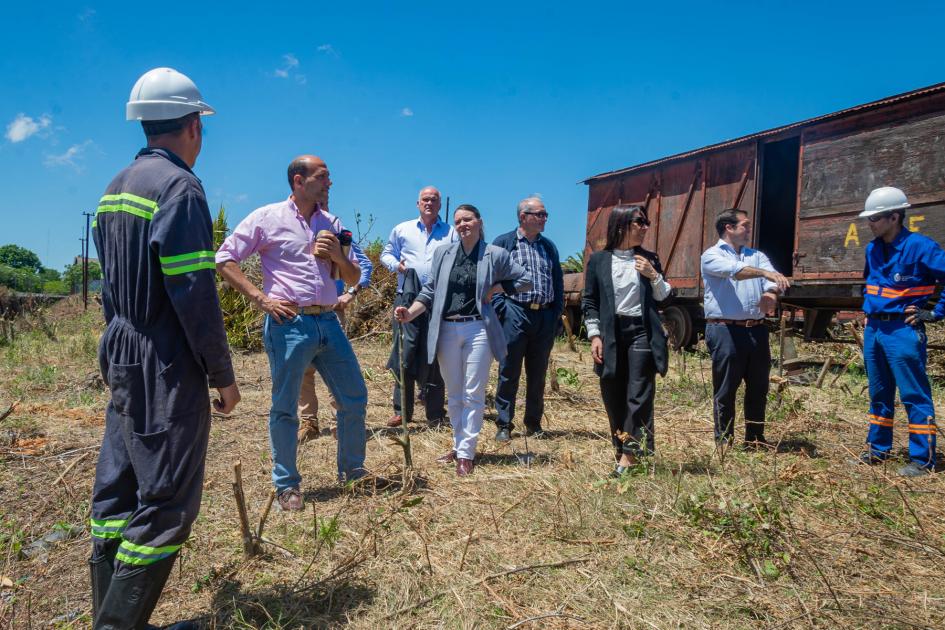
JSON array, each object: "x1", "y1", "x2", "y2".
[{"x1": 844, "y1": 223, "x2": 859, "y2": 248}]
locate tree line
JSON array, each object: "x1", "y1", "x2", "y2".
[{"x1": 0, "y1": 244, "x2": 101, "y2": 295}]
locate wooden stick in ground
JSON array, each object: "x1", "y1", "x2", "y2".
[
  {"x1": 561, "y1": 312, "x2": 577, "y2": 352},
  {"x1": 830, "y1": 356, "x2": 856, "y2": 387},
  {"x1": 53, "y1": 451, "x2": 90, "y2": 486},
  {"x1": 256, "y1": 489, "x2": 276, "y2": 540},
  {"x1": 778, "y1": 310, "x2": 787, "y2": 378},
  {"x1": 232, "y1": 461, "x2": 258, "y2": 559},
  {"x1": 814, "y1": 356, "x2": 834, "y2": 389},
  {"x1": 389, "y1": 324, "x2": 413, "y2": 468},
  {"x1": 0, "y1": 400, "x2": 19, "y2": 424}
]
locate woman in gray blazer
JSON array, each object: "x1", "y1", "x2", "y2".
[{"x1": 395, "y1": 204, "x2": 532, "y2": 476}]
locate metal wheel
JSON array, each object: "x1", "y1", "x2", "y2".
[{"x1": 662, "y1": 305, "x2": 693, "y2": 350}]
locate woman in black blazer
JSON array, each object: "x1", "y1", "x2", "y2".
[{"x1": 582, "y1": 205, "x2": 671, "y2": 476}]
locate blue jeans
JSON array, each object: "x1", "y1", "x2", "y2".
[
  {"x1": 864, "y1": 319, "x2": 936, "y2": 467},
  {"x1": 263, "y1": 312, "x2": 367, "y2": 489}
]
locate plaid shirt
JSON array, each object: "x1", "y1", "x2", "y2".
[{"x1": 510, "y1": 229, "x2": 554, "y2": 304}]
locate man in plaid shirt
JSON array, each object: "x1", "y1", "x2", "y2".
[{"x1": 491, "y1": 196, "x2": 564, "y2": 441}]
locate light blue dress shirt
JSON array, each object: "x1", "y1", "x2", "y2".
[
  {"x1": 701, "y1": 239, "x2": 778, "y2": 320},
  {"x1": 334, "y1": 241, "x2": 373, "y2": 294},
  {"x1": 381, "y1": 218, "x2": 457, "y2": 292}
]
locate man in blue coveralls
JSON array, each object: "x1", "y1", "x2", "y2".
[
  {"x1": 857, "y1": 186, "x2": 945, "y2": 477},
  {"x1": 89, "y1": 68, "x2": 240, "y2": 629}
]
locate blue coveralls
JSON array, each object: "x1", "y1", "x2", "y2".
[
  {"x1": 90, "y1": 148, "x2": 234, "y2": 573},
  {"x1": 862, "y1": 228, "x2": 945, "y2": 468}
]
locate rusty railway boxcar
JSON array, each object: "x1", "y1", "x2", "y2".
[{"x1": 576, "y1": 82, "x2": 945, "y2": 347}]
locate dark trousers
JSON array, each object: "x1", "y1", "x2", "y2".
[
  {"x1": 393, "y1": 361, "x2": 446, "y2": 421},
  {"x1": 392, "y1": 310, "x2": 446, "y2": 422},
  {"x1": 599, "y1": 317, "x2": 656, "y2": 457},
  {"x1": 705, "y1": 323, "x2": 770, "y2": 443},
  {"x1": 91, "y1": 316, "x2": 210, "y2": 574},
  {"x1": 495, "y1": 303, "x2": 557, "y2": 430}
]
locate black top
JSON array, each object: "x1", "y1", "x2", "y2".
[{"x1": 443, "y1": 240, "x2": 480, "y2": 317}]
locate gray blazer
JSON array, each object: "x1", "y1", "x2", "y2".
[{"x1": 415, "y1": 240, "x2": 532, "y2": 363}]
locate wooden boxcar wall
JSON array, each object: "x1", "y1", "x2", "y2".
[
  {"x1": 584, "y1": 144, "x2": 757, "y2": 300},
  {"x1": 795, "y1": 91, "x2": 945, "y2": 291}
]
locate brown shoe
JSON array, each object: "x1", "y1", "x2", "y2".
[
  {"x1": 277, "y1": 488, "x2": 304, "y2": 512},
  {"x1": 386, "y1": 414, "x2": 404, "y2": 428},
  {"x1": 298, "y1": 419, "x2": 320, "y2": 443},
  {"x1": 436, "y1": 450, "x2": 457, "y2": 465},
  {"x1": 456, "y1": 458, "x2": 475, "y2": 477}
]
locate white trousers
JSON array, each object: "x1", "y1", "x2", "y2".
[{"x1": 436, "y1": 320, "x2": 494, "y2": 460}]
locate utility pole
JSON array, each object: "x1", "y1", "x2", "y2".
[{"x1": 82, "y1": 211, "x2": 93, "y2": 310}]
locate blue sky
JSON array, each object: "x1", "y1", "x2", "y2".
[{"x1": 2, "y1": 1, "x2": 943, "y2": 271}]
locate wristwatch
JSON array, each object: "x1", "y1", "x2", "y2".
[{"x1": 347, "y1": 286, "x2": 360, "y2": 296}]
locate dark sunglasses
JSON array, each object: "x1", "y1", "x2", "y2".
[
  {"x1": 523, "y1": 211, "x2": 548, "y2": 219},
  {"x1": 631, "y1": 217, "x2": 650, "y2": 227},
  {"x1": 867, "y1": 213, "x2": 891, "y2": 223}
]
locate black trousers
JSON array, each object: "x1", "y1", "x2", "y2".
[
  {"x1": 495, "y1": 303, "x2": 557, "y2": 430},
  {"x1": 391, "y1": 309, "x2": 446, "y2": 422},
  {"x1": 599, "y1": 317, "x2": 656, "y2": 457},
  {"x1": 704, "y1": 323, "x2": 770, "y2": 442}
]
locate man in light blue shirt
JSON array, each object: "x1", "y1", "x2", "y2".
[
  {"x1": 701, "y1": 208, "x2": 789, "y2": 449},
  {"x1": 381, "y1": 186, "x2": 456, "y2": 427}
]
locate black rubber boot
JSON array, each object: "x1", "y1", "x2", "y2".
[
  {"x1": 89, "y1": 539, "x2": 120, "y2": 620},
  {"x1": 94, "y1": 553, "x2": 177, "y2": 630}
]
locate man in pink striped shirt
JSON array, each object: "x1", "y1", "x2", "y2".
[{"x1": 216, "y1": 155, "x2": 368, "y2": 511}]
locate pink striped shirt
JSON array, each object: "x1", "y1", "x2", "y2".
[{"x1": 216, "y1": 197, "x2": 357, "y2": 306}]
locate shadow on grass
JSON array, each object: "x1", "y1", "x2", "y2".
[
  {"x1": 774, "y1": 436, "x2": 819, "y2": 456},
  {"x1": 477, "y1": 451, "x2": 555, "y2": 467},
  {"x1": 210, "y1": 576, "x2": 375, "y2": 628}
]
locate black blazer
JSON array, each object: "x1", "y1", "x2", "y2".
[{"x1": 582, "y1": 248, "x2": 670, "y2": 379}]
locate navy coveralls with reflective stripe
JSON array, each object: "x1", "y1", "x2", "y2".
[
  {"x1": 862, "y1": 228, "x2": 945, "y2": 468},
  {"x1": 90, "y1": 148, "x2": 234, "y2": 570}
]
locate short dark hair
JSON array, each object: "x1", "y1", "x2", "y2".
[
  {"x1": 142, "y1": 112, "x2": 199, "y2": 138},
  {"x1": 604, "y1": 205, "x2": 646, "y2": 251},
  {"x1": 287, "y1": 157, "x2": 312, "y2": 190},
  {"x1": 715, "y1": 208, "x2": 748, "y2": 237}
]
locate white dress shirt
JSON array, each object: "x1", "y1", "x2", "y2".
[
  {"x1": 586, "y1": 250, "x2": 672, "y2": 338},
  {"x1": 380, "y1": 217, "x2": 456, "y2": 292}
]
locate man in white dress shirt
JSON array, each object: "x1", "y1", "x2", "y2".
[{"x1": 380, "y1": 186, "x2": 456, "y2": 427}]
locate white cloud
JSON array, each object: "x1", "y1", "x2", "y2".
[
  {"x1": 78, "y1": 7, "x2": 95, "y2": 21},
  {"x1": 44, "y1": 140, "x2": 93, "y2": 170},
  {"x1": 317, "y1": 44, "x2": 339, "y2": 58},
  {"x1": 400, "y1": 107, "x2": 414, "y2": 117},
  {"x1": 5, "y1": 113, "x2": 52, "y2": 143},
  {"x1": 295, "y1": 74, "x2": 308, "y2": 85},
  {"x1": 275, "y1": 53, "x2": 299, "y2": 79}
]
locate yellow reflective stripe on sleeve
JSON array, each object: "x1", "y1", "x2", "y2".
[
  {"x1": 96, "y1": 193, "x2": 160, "y2": 221},
  {"x1": 115, "y1": 540, "x2": 181, "y2": 565},
  {"x1": 159, "y1": 250, "x2": 217, "y2": 276},
  {"x1": 159, "y1": 250, "x2": 216, "y2": 264},
  {"x1": 99, "y1": 193, "x2": 159, "y2": 212}
]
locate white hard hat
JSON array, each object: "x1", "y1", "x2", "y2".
[
  {"x1": 860, "y1": 186, "x2": 911, "y2": 218},
  {"x1": 126, "y1": 67, "x2": 215, "y2": 121}
]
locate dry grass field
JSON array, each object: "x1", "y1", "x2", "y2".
[{"x1": 1, "y1": 297, "x2": 945, "y2": 629}]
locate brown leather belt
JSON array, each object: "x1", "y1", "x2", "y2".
[
  {"x1": 511, "y1": 299, "x2": 552, "y2": 311},
  {"x1": 292, "y1": 304, "x2": 334, "y2": 315},
  {"x1": 707, "y1": 318, "x2": 766, "y2": 327}
]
